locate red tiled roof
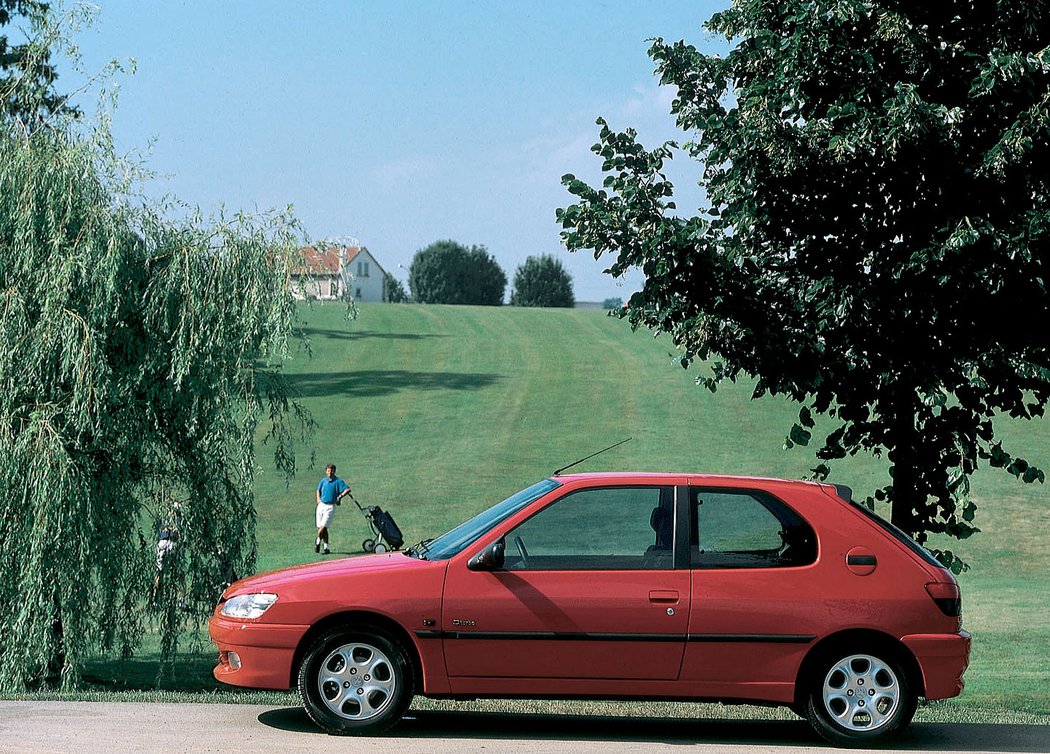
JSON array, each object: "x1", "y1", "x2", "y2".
[{"x1": 296, "y1": 246, "x2": 361, "y2": 275}]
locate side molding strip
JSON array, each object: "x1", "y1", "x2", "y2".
[{"x1": 414, "y1": 630, "x2": 814, "y2": 643}]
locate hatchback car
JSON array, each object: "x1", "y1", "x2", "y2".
[{"x1": 209, "y1": 473, "x2": 969, "y2": 746}]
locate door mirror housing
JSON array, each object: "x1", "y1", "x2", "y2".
[{"x1": 467, "y1": 539, "x2": 506, "y2": 571}]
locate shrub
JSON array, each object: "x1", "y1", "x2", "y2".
[
  {"x1": 408, "y1": 240, "x2": 506, "y2": 305},
  {"x1": 510, "y1": 254, "x2": 575, "y2": 308}
]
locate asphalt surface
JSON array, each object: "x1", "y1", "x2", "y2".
[{"x1": 0, "y1": 702, "x2": 1047, "y2": 754}]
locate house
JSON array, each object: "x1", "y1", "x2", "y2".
[
  {"x1": 290, "y1": 245, "x2": 388, "y2": 302},
  {"x1": 291, "y1": 246, "x2": 345, "y2": 300},
  {"x1": 344, "y1": 246, "x2": 387, "y2": 302}
]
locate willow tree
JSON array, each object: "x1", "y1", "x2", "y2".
[
  {"x1": 559, "y1": 1, "x2": 1049, "y2": 570},
  {"x1": 0, "y1": 113, "x2": 313, "y2": 688}
]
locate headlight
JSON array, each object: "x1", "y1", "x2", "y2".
[{"x1": 221, "y1": 593, "x2": 278, "y2": 619}]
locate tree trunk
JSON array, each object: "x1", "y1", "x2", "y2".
[
  {"x1": 46, "y1": 594, "x2": 65, "y2": 688},
  {"x1": 889, "y1": 387, "x2": 923, "y2": 540}
]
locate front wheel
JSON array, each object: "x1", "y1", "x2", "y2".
[
  {"x1": 805, "y1": 649, "x2": 916, "y2": 747},
  {"x1": 297, "y1": 627, "x2": 414, "y2": 735}
]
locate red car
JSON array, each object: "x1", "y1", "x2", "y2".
[{"x1": 209, "y1": 473, "x2": 969, "y2": 746}]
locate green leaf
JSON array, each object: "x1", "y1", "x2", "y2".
[
  {"x1": 810, "y1": 463, "x2": 831, "y2": 480},
  {"x1": 789, "y1": 424, "x2": 812, "y2": 447}
]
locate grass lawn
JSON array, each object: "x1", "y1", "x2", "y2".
[{"x1": 17, "y1": 302, "x2": 1050, "y2": 720}]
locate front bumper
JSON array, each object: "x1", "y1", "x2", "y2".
[
  {"x1": 209, "y1": 615, "x2": 309, "y2": 690},
  {"x1": 902, "y1": 631, "x2": 971, "y2": 700}
]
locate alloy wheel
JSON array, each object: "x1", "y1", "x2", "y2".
[
  {"x1": 316, "y1": 642, "x2": 396, "y2": 721},
  {"x1": 820, "y1": 653, "x2": 900, "y2": 732}
]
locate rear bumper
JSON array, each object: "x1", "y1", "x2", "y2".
[
  {"x1": 209, "y1": 615, "x2": 308, "y2": 690},
  {"x1": 902, "y1": 631, "x2": 971, "y2": 700}
]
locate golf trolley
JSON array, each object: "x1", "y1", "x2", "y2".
[{"x1": 350, "y1": 494, "x2": 404, "y2": 553}]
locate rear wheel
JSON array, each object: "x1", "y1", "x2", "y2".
[
  {"x1": 298, "y1": 627, "x2": 413, "y2": 735},
  {"x1": 805, "y1": 649, "x2": 916, "y2": 747},
  {"x1": 362, "y1": 538, "x2": 375, "y2": 553},
  {"x1": 374, "y1": 542, "x2": 388, "y2": 554}
]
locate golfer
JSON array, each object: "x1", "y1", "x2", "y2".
[{"x1": 315, "y1": 464, "x2": 351, "y2": 554}]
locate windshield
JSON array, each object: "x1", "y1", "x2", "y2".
[{"x1": 422, "y1": 479, "x2": 561, "y2": 560}]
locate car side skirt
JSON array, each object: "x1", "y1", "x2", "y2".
[{"x1": 442, "y1": 677, "x2": 796, "y2": 704}]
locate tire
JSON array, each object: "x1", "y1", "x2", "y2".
[
  {"x1": 362, "y1": 538, "x2": 375, "y2": 553},
  {"x1": 297, "y1": 626, "x2": 414, "y2": 735},
  {"x1": 804, "y1": 647, "x2": 917, "y2": 747},
  {"x1": 374, "y1": 542, "x2": 388, "y2": 554}
]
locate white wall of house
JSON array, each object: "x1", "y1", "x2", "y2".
[{"x1": 348, "y1": 248, "x2": 386, "y2": 302}]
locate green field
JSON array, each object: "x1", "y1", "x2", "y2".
[
  {"x1": 36, "y1": 302, "x2": 1050, "y2": 720},
  {"x1": 256, "y1": 302, "x2": 881, "y2": 570},
  {"x1": 247, "y1": 302, "x2": 1050, "y2": 716}
]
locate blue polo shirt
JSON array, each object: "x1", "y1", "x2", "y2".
[{"x1": 318, "y1": 476, "x2": 349, "y2": 504}]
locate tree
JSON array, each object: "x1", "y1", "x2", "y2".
[
  {"x1": 602, "y1": 297, "x2": 624, "y2": 310},
  {"x1": 384, "y1": 272, "x2": 410, "y2": 303},
  {"x1": 1, "y1": 1, "x2": 76, "y2": 125},
  {"x1": 510, "y1": 254, "x2": 575, "y2": 308},
  {"x1": 408, "y1": 239, "x2": 506, "y2": 306},
  {"x1": 558, "y1": 1, "x2": 1050, "y2": 570},
  {"x1": 0, "y1": 97, "x2": 308, "y2": 689}
]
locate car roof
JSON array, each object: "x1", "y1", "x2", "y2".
[{"x1": 551, "y1": 472, "x2": 826, "y2": 489}]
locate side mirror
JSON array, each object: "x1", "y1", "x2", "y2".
[{"x1": 467, "y1": 539, "x2": 505, "y2": 571}]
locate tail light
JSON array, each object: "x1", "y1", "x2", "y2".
[{"x1": 925, "y1": 581, "x2": 962, "y2": 617}]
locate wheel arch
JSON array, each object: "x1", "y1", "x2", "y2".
[
  {"x1": 289, "y1": 611, "x2": 424, "y2": 692},
  {"x1": 793, "y1": 629, "x2": 924, "y2": 709}
]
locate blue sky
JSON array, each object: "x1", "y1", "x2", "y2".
[{"x1": 65, "y1": 1, "x2": 730, "y2": 301}]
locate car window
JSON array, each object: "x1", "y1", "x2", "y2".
[
  {"x1": 690, "y1": 488, "x2": 816, "y2": 569},
  {"x1": 504, "y1": 486, "x2": 674, "y2": 571}
]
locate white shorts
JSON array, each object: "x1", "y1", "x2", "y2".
[
  {"x1": 156, "y1": 538, "x2": 175, "y2": 570},
  {"x1": 316, "y1": 502, "x2": 336, "y2": 528}
]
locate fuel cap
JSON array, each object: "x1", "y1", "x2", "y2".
[{"x1": 845, "y1": 546, "x2": 877, "y2": 576}]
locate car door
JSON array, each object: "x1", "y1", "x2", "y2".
[
  {"x1": 441, "y1": 483, "x2": 690, "y2": 680},
  {"x1": 682, "y1": 486, "x2": 820, "y2": 690}
]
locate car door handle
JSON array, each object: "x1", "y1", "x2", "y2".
[{"x1": 649, "y1": 590, "x2": 679, "y2": 604}]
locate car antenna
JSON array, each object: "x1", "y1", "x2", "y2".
[{"x1": 553, "y1": 438, "x2": 632, "y2": 476}]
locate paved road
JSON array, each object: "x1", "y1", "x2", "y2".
[{"x1": 0, "y1": 702, "x2": 1047, "y2": 754}]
